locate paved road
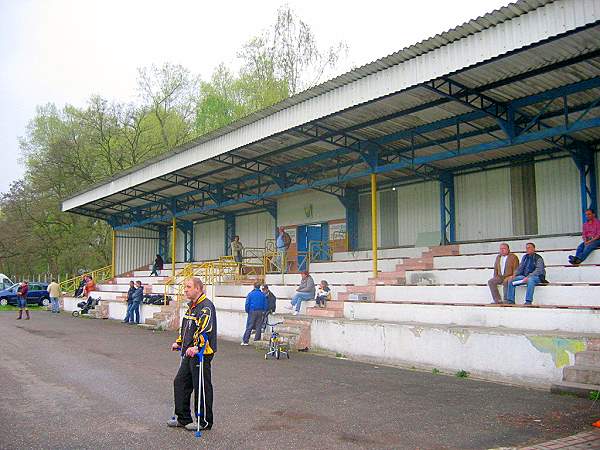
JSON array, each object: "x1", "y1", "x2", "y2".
[{"x1": 0, "y1": 311, "x2": 598, "y2": 450}]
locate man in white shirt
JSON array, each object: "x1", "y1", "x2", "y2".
[{"x1": 487, "y1": 243, "x2": 519, "y2": 304}]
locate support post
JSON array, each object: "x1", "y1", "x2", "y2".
[
  {"x1": 171, "y1": 216, "x2": 177, "y2": 279},
  {"x1": 158, "y1": 226, "x2": 168, "y2": 260},
  {"x1": 111, "y1": 228, "x2": 116, "y2": 278},
  {"x1": 343, "y1": 188, "x2": 359, "y2": 251},
  {"x1": 439, "y1": 173, "x2": 456, "y2": 245},
  {"x1": 572, "y1": 149, "x2": 598, "y2": 222},
  {"x1": 224, "y1": 213, "x2": 235, "y2": 256},
  {"x1": 180, "y1": 221, "x2": 194, "y2": 263},
  {"x1": 370, "y1": 173, "x2": 378, "y2": 277}
]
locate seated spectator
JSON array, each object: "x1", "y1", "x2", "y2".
[
  {"x1": 286, "y1": 271, "x2": 315, "y2": 315},
  {"x1": 83, "y1": 276, "x2": 96, "y2": 298},
  {"x1": 315, "y1": 280, "x2": 331, "y2": 308},
  {"x1": 241, "y1": 282, "x2": 267, "y2": 345},
  {"x1": 128, "y1": 280, "x2": 144, "y2": 324},
  {"x1": 150, "y1": 254, "x2": 164, "y2": 276},
  {"x1": 487, "y1": 243, "x2": 519, "y2": 304},
  {"x1": 505, "y1": 242, "x2": 547, "y2": 306},
  {"x1": 122, "y1": 281, "x2": 135, "y2": 323},
  {"x1": 261, "y1": 284, "x2": 277, "y2": 331},
  {"x1": 569, "y1": 209, "x2": 600, "y2": 265}
]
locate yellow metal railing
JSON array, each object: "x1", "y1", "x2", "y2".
[{"x1": 59, "y1": 265, "x2": 113, "y2": 295}]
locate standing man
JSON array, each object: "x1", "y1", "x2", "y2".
[
  {"x1": 487, "y1": 243, "x2": 519, "y2": 304},
  {"x1": 505, "y1": 242, "x2": 546, "y2": 306},
  {"x1": 47, "y1": 279, "x2": 61, "y2": 314},
  {"x1": 241, "y1": 282, "x2": 267, "y2": 346},
  {"x1": 122, "y1": 281, "x2": 136, "y2": 323},
  {"x1": 168, "y1": 277, "x2": 217, "y2": 431},
  {"x1": 276, "y1": 226, "x2": 291, "y2": 273},
  {"x1": 569, "y1": 209, "x2": 600, "y2": 265},
  {"x1": 16, "y1": 281, "x2": 29, "y2": 320},
  {"x1": 230, "y1": 236, "x2": 244, "y2": 273},
  {"x1": 129, "y1": 280, "x2": 144, "y2": 324}
]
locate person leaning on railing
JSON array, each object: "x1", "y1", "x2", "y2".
[{"x1": 276, "y1": 226, "x2": 291, "y2": 273}]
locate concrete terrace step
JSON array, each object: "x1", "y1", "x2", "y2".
[
  {"x1": 563, "y1": 365, "x2": 600, "y2": 385},
  {"x1": 433, "y1": 249, "x2": 600, "y2": 269},
  {"x1": 405, "y1": 266, "x2": 600, "y2": 285},
  {"x1": 306, "y1": 307, "x2": 344, "y2": 318},
  {"x1": 550, "y1": 380, "x2": 600, "y2": 398},
  {"x1": 458, "y1": 235, "x2": 580, "y2": 255},
  {"x1": 214, "y1": 284, "x2": 345, "y2": 301},
  {"x1": 375, "y1": 285, "x2": 600, "y2": 307},
  {"x1": 342, "y1": 302, "x2": 600, "y2": 334},
  {"x1": 264, "y1": 272, "x2": 370, "y2": 286},
  {"x1": 332, "y1": 247, "x2": 427, "y2": 261},
  {"x1": 113, "y1": 276, "x2": 168, "y2": 284},
  {"x1": 576, "y1": 351, "x2": 600, "y2": 366},
  {"x1": 310, "y1": 258, "x2": 402, "y2": 273}
]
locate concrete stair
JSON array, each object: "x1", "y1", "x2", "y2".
[
  {"x1": 306, "y1": 300, "x2": 344, "y2": 318},
  {"x1": 143, "y1": 303, "x2": 180, "y2": 330},
  {"x1": 251, "y1": 317, "x2": 312, "y2": 351},
  {"x1": 551, "y1": 340, "x2": 600, "y2": 398}
]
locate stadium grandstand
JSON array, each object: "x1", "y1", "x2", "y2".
[{"x1": 61, "y1": 0, "x2": 600, "y2": 393}]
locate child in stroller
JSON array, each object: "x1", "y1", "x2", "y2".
[{"x1": 72, "y1": 296, "x2": 100, "y2": 317}]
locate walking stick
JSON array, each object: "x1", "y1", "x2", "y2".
[{"x1": 195, "y1": 333, "x2": 208, "y2": 438}]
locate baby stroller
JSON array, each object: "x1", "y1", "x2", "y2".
[
  {"x1": 72, "y1": 296, "x2": 100, "y2": 317},
  {"x1": 264, "y1": 321, "x2": 289, "y2": 360}
]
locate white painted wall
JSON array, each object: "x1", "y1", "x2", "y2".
[
  {"x1": 235, "y1": 212, "x2": 275, "y2": 249},
  {"x1": 397, "y1": 181, "x2": 439, "y2": 245},
  {"x1": 194, "y1": 220, "x2": 225, "y2": 261},
  {"x1": 536, "y1": 158, "x2": 580, "y2": 235},
  {"x1": 115, "y1": 228, "x2": 159, "y2": 275},
  {"x1": 277, "y1": 190, "x2": 345, "y2": 226},
  {"x1": 455, "y1": 168, "x2": 513, "y2": 241}
]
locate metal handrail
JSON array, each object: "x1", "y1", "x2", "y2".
[{"x1": 59, "y1": 265, "x2": 112, "y2": 295}]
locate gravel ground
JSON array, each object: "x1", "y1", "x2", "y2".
[{"x1": 0, "y1": 310, "x2": 598, "y2": 450}]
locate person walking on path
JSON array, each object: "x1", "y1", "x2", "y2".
[
  {"x1": 16, "y1": 281, "x2": 29, "y2": 320},
  {"x1": 122, "y1": 281, "x2": 135, "y2": 323},
  {"x1": 168, "y1": 277, "x2": 217, "y2": 431},
  {"x1": 128, "y1": 281, "x2": 144, "y2": 324},
  {"x1": 47, "y1": 279, "x2": 61, "y2": 313},
  {"x1": 286, "y1": 271, "x2": 315, "y2": 315},
  {"x1": 241, "y1": 282, "x2": 267, "y2": 346}
]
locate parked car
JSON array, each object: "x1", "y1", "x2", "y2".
[
  {"x1": 0, "y1": 282, "x2": 50, "y2": 307},
  {"x1": 0, "y1": 273, "x2": 13, "y2": 291}
]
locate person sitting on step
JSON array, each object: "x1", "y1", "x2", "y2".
[
  {"x1": 505, "y1": 242, "x2": 547, "y2": 306},
  {"x1": 569, "y1": 209, "x2": 600, "y2": 265},
  {"x1": 286, "y1": 271, "x2": 315, "y2": 315},
  {"x1": 315, "y1": 280, "x2": 331, "y2": 308}
]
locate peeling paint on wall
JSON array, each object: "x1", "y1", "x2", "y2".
[
  {"x1": 409, "y1": 326, "x2": 424, "y2": 337},
  {"x1": 449, "y1": 328, "x2": 470, "y2": 344},
  {"x1": 527, "y1": 336, "x2": 585, "y2": 368}
]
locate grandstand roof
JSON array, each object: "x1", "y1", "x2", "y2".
[{"x1": 62, "y1": 0, "x2": 600, "y2": 230}]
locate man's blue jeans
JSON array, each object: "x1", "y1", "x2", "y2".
[
  {"x1": 130, "y1": 302, "x2": 141, "y2": 323},
  {"x1": 123, "y1": 302, "x2": 133, "y2": 322},
  {"x1": 291, "y1": 292, "x2": 313, "y2": 312},
  {"x1": 575, "y1": 240, "x2": 600, "y2": 262},
  {"x1": 506, "y1": 275, "x2": 540, "y2": 304},
  {"x1": 50, "y1": 297, "x2": 60, "y2": 313}
]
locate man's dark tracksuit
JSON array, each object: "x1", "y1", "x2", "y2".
[
  {"x1": 173, "y1": 294, "x2": 217, "y2": 428},
  {"x1": 242, "y1": 288, "x2": 267, "y2": 343}
]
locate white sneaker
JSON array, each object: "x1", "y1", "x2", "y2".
[
  {"x1": 240, "y1": 342, "x2": 249, "y2": 346},
  {"x1": 292, "y1": 311, "x2": 299, "y2": 315}
]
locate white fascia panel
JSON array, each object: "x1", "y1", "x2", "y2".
[{"x1": 62, "y1": 0, "x2": 600, "y2": 212}]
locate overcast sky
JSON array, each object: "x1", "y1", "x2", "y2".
[{"x1": 0, "y1": 0, "x2": 510, "y2": 195}]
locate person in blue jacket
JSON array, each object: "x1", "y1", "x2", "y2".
[{"x1": 241, "y1": 282, "x2": 267, "y2": 345}]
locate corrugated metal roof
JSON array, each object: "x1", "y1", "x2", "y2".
[{"x1": 63, "y1": 0, "x2": 600, "y2": 227}]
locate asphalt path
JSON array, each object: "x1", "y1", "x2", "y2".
[{"x1": 0, "y1": 310, "x2": 598, "y2": 450}]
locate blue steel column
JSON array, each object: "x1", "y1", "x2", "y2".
[
  {"x1": 158, "y1": 225, "x2": 168, "y2": 259},
  {"x1": 572, "y1": 149, "x2": 598, "y2": 221},
  {"x1": 343, "y1": 188, "x2": 359, "y2": 251},
  {"x1": 180, "y1": 221, "x2": 194, "y2": 262},
  {"x1": 224, "y1": 213, "x2": 235, "y2": 256},
  {"x1": 439, "y1": 173, "x2": 456, "y2": 245}
]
